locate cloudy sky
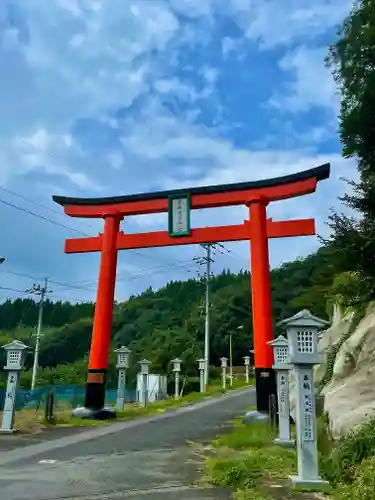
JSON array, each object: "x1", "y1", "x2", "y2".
[{"x1": 0, "y1": 0, "x2": 356, "y2": 304}]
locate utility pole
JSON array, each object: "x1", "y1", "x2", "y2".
[
  {"x1": 27, "y1": 278, "x2": 51, "y2": 390},
  {"x1": 194, "y1": 243, "x2": 215, "y2": 391}
]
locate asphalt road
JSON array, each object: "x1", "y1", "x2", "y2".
[{"x1": 0, "y1": 387, "x2": 255, "y2": 500}]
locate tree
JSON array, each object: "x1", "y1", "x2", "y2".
[{"x1": 325, "y1": 0, "x2": 375, "y2": 300}]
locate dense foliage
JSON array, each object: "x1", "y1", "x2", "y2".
[
  {"x1": 326, "y1": 0, "x2": 375, "y2": 301},
  {"x1": 0, "y1": 246, "x2": 339, "y2": 387}
]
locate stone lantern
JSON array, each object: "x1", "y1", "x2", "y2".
[
  {"x1": 197, "y1": 358, "x2": 205, "y2": 392},
  {"x1": 279, "y1": 309, "x2": 330, "y2": 491},
  {"x1": 267, "y1": 335, "x2": 294, "y2": 447},
  {"x1": 220, "y1": 357, "x2": 228, "y2": 389},
  {"x1": 1, "y1": 340, "x2": 30, "y2": 433},
  {"x1": 171, "y1": 358, "x2": 182, "y2": 399},
  {"x1": 114, "y1": 346, "x2": 131, "y2": 410},
  {"x1": 139, "y1": 359, "x2": 151, "y2": 406},
  {"x1": 243, "y1": 355, "x2": 250, "y2": 383}
]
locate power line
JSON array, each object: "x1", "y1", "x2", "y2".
[
  {"x1": 6, "y1": 136, "x2": 247, "y2": 273},
  {"x1": 0, "y1": 184, "x2": 96, "y2": 229},
  {"x1": 0, "y1": 192, "x2": 196, "y2": 274},
  {"x1": 0, "y1": 197, "x2": 88, "y2": 236},
  {"x1": 0, "y1": 259, "x2": 195, "y2": 297},
  {"x1": 0, "y1": 286, "x2": 30, "y2": 295}
]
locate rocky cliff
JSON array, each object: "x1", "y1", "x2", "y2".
[{"x1": 322, "y1": 302, "x2": 375, "y2": 438}]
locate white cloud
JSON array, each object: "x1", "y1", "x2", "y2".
[
  {"x1": 221, "y1": 37, "x2": 241, "y2": 58},
  {"x1": 0, "y1": 0, "x2": 180, "y2": 187},
  {"x1": 229, "y1": 0, "x2": 353, "y2": 49},
  {"x1": 269, "y1": 45, "x2": 339, "y2": 114}
]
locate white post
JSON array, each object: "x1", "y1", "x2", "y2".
[
  {"x1": 172, "y1": 358, "x2": 182, "y2": 399},
  {"x1": 279, "y1": 309, "x2": 330, "y2": 491},
  {"x1": 220, "y1": 357, "x2": 227, "y2": 390},
  {"x1": 1, "y1": 341, "x2": 29, "y2": 433},
  {"x1": 175, "y1": 371, "x2": 180, "y2": 399},
  {"x1": 229, "y1": 334, "x2": 233, "y2": 387},
  {"x1": 143, "y1": 373, "x2": 148, "y2": 406}
]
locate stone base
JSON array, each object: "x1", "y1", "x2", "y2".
[
  {"x1": 289, "y1": 475, "x2": 330, "y2": 491},
  {"x1": 243, "y1": 410, "x2": 269, "y2": 425},
  {"x1": 72, "y1": 406, "x2": 116, "y2": 420},
  {"x1": 0, "y1": 428, "x2": 18, "y2": 434},
  {"x1": 273, "y1": 437, "x2": 295, "y2": 448}
]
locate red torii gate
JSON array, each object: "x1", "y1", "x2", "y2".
[{"x1": 53, "y1": 162, "x2": 330, "y2": 418}]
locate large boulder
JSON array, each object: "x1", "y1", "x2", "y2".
[{"x1": 323, "y1": 303, "x2": 375, "y2": 438}]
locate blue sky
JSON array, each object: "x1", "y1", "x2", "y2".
[{"x1": 0, "y1": 0, "x2": 356, "y2": 304}]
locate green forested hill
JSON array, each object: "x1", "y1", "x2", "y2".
[{"x1": 0, "y1": 245, "x2": 341, "y2": 387}]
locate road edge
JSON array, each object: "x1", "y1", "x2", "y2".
[{"x1": 0, "y1": 386, "x2": 255, "y2": 466}]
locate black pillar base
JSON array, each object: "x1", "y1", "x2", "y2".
[
  {"x1": 255, "y1": 367, "x2": 277, "y2": 413},
  {"x1": 72, "y1": 406, "x2": 116, "y2": 420},
  {"x1": 72, "y1": 369, "x2": 116, "y2": 420}
]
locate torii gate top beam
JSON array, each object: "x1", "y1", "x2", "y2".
[{"x1": 53, "y1": 163, "x2": 330, "y2": 218}]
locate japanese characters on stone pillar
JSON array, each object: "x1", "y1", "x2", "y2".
[
  {"x1": 197, "y1": 358, "x2": 205, "y2": 393},
  {"x1": 171, "y1": 358, "x2": 182, "y2": 399},
  {"x1": 279, "y1": 309, "x2": 330, "y2": 491},
  {"x1": 139, "y1": 359, "x2": 151, "y2": 407},
  {"x1": 114, "y1": 346, "x2": 131, "y2": 410},
  {"x1": 1, "y1": 340, "x2": 30, "y2": 433},
  {"x1": 220, "y1": 357, "x2": 228, "y2": 389},
  {"x1": 243, "y1": 356, "x2": 250, "y2": 383},
  {"x1": 267, "y1": 336, "x2": 294, "y2": 447}
]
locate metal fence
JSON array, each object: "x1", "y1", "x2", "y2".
[{"x1": 0, "y1": 385, "x2": 137, "y2": 412}]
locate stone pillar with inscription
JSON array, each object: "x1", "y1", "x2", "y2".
[
  {"x1": 197, "y1": 358, "x2": 205, "y2": 392},
  {"x1": 114, "y1": 346, "x2": 131, "y2": 410},
  {"x1": 1, "y1": 340, "x2": 30, "y2": 433},
  {"x1": 267, "y1": 336, "x2": 294, "y2": 447},
  {"x1": 278, "y1": 310, "x2": 330, "y2": 491},
  {"x1": 139, "y1": 359, "x2": 151, "y2": 407},
  {"x1": 243, "y1": 356, "x2": 250, "y2": 383}
]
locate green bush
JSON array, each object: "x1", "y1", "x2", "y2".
[
  {"x1": 334, "y1": 457, "x2": 375, "y2": 500},
  {"x1": 207, "y1": 456, "x2": 259, "y2": 489},
  {"x1": 323, "y1": 418, "x2": 375, "y2": 485}
]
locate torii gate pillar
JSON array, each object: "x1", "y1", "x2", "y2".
[
  {"x1": 80, "y1": 215, "x2": 121, "y2": 418},
  {"x1": 248, "y1": 198, "x2": 275, "y2": 411}
]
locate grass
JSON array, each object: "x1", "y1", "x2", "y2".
[
  {"x1": 1, "y1": 378, "x2": 253, "y2": 433},
  {"x1": 205, "y1": 411, "x2": 375, "y2": 500},
  {"x1": 204, "y1": 414, "x2": 327, "y2": 500}
]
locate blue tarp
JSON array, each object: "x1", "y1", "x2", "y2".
[{"x1": 0, "y1": 384, "x2": 137, "y2": 411}]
